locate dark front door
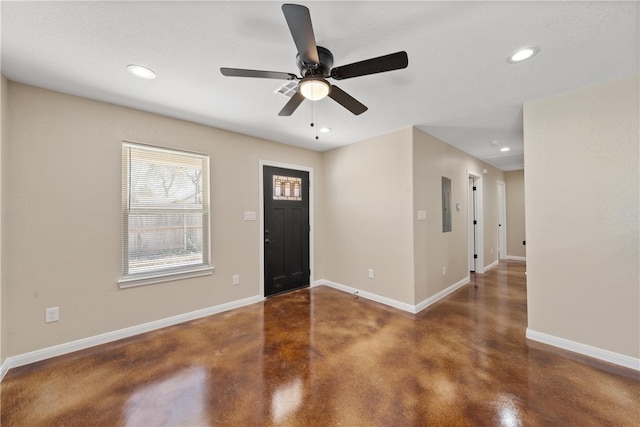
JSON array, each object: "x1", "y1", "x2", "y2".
[{"x1": 263, "y1": 166, "x2": 310, "y2": 297}]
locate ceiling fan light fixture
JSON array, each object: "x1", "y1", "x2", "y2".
[{"x1": 299, "y1": 77, "x2": 330, "y2": 101}]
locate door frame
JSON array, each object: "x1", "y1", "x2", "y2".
[
  {"x1": 468, "y1": 171, "x2": 484, "y2": 272},
  {"x1": 259, "y1": 160, "x2": 314, "y2": 298}
]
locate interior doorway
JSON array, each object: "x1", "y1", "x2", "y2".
[
  {"x1": 263, "y1": 165, "x2": 310, "y2": 297},
  {"x1": 497, "y1": 181, "x2": 507, "y2": 260},
  {"x1": 468, "y1": 172, "x2": 483, "y2": 272},
  {"x1": 468, "y1": 176, "x2": 478, "y2": 272}
]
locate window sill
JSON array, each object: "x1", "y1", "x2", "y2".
[{"x1": 118, "y1": 266, "x2": 214, "y2": 289}]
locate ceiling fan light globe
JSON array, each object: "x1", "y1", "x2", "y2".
[{"x1": 299, "y1": 78, "x2": 330, "y2": 101}]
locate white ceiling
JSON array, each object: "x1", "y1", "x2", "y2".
[{"x1": 2, "y1": 1, "x2": 638, "y2": 171}]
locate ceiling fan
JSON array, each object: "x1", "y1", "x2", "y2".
[{"x1": 220, "y1": 3, "x2": 408, "y2": 116}]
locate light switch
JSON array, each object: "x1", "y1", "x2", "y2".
[
  {"x1": 244, "y1": 211, "x2": 256, "y2": 221},
  {"x1": 417, "y1": 210, "x2": 426, "y2": 221}
]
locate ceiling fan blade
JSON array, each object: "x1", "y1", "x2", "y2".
[
  {"x1": 330, "y1": 51, "x2": 408, "y2": 80},
  {"x1": 220, "y1": 68, "x2": 297, "y2": 80},
  {"x1": 328, "y1": 85, "x2": 368, "y2": 115},
  {"x1": 282, "y1": 4, "x2": 320, "y2": 66},
  {"x1": 278, "y1": 91, "x2": 306, "y2": 116}
]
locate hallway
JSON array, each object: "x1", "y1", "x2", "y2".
[{"x1": 2, "y1": 261, "x2": 638, "y2": 425}]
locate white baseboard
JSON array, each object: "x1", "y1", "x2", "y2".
[
  {"x1": 0, "y1": 358, "x2": 9, "y2": 381},
  {"x1": 414, "y1": 276, "x2": 470, "y2": 313},
  {"x1": 312, "y1": 279, "x2": 416, "y2": 313},
  {"x1": 313, "y1": 277, "x2": 470, "y2": 315},
  {"x1": 506, "y1": 255, "x2": 526, "y2": 261},
  {"x1": 0, "y1": 294, "x2": 263, "y2": 381},
  {"x1": 526, "y1": 328, "x2": 640, "y2": 371},
  {"x1": 482, "y1": 259, "x2": 499, "y2": 273}
]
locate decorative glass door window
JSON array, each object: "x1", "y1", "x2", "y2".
[{"x1": 273, "y1": 175, "x2": 302, "y2": 200}]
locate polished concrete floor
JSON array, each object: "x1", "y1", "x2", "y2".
[{"x1": 1, "y1": 261, "x2": 638, "y2": 426}]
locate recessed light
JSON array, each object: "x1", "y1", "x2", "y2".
[
  {"x1": 500, "y1": 147, "x2": 510, "y2": 152},
  {"x1": 319, "y1": 127, "x2": 332, "y2": 133},
  {"x1": 507, "y1": 46, "x2": 540, "y2": 64},
  {"x1": 126, "y1": 64, "x2": 157, "y2": 80}
]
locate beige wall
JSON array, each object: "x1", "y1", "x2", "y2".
[
  {"x1": 524, "y1": 75, "x2": 639, "y2": 358},
  {"x1": 0, "y1": 75, "x2": 7, "y2": 364},
  {"x1": 5, "y1": 82, "x2": 324, "y2": 356},
  {"x1": 413, "y1": 128, "x2": 503, "y2": 303},
  {"x1": 321, "y1": 126, "x2": 504, "y2": 307},
  {"x1": 3, "y1": 79, "x2": 513, "y2": 359},
  {"x1": 505, "y1": 170, "x2": 526, "y2": 259},
  {"x1": 322, "y1": 128, "x2": 416, "y2": 305}
]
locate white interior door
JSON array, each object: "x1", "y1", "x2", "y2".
[
  {"x1": 468, "y1": 177, "x2": 477, "y2": 272},
  {"x1": 497, "y1": 181, "x2": 507, "y2": 260}
]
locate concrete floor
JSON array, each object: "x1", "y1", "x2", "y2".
[{"x1": 2, "y1": 261, "x2": 638, "y2": 426}]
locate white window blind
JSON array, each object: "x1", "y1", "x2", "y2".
[{"x1": 120, "y1": 142, "x2": 211, "y2": 286}]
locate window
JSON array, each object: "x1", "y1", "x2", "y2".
[{"x1": 119, "y1": 142, "x2": 212, "y2": 287}]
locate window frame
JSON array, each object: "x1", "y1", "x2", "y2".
[{"x1": 118, "y1": 141, "x2": 213, "y2": 288}]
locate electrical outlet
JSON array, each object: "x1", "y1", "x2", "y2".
[
  {"x1": 368, "y1": 268, "x2": 374, "y2": 279},
  {"x1": 45, "y1": 307, "x2": 59, "y2": 323},
  {"x1": 232, "y1": 274, "x2": 240, "y2": 286},
  {"x1": 442, "y1": 266, "x2": 447, "y2": 276}
]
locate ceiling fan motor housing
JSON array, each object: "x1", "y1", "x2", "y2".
[{"x1": 297, "y1": 46, "x2": 334, "y2": 77}]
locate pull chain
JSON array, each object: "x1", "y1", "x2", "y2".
[
  {"x1": 315, "y1": 104, "x2": 319, "y2": 140},
  {"x1": 310, "y1": 101, "x2": 319, "y2": 140},
  {"x1": 310, "y1": 99, "x2": 314, "y2": 129}
]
